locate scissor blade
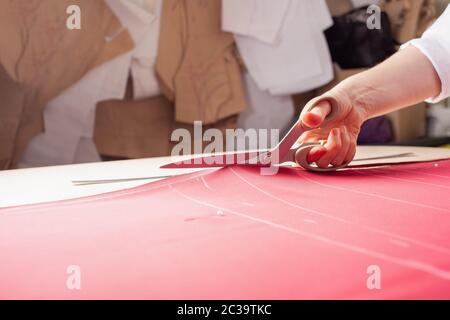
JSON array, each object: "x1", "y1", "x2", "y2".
[
  {"x1": 269, "y1": 119, "x2": 307, "y2": 164},
  {"x1": 160, "y1": 150, "x2": 267, "y2": 169}
]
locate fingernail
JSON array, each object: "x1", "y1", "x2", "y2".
[{"x1": 303, "y1": 113, "x2": 321, "y2": 127}]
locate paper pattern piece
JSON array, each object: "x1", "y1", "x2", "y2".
[
  {"x1": 221, "y1": 0, "x2": 291, "y2": 44},
  {"x1": 0, "y1": 0, "x2": 135, "y2": 168},
  {"x1": 350, "y1": 146, "x2": 450, "y2": 166},
  {"x1": 237, "y1": 73, "x2": 295, "y2": 135},
  {"x1": 19, "y1": 0, "x2": 163, "y2": 168},
  {"x1": 1, "y1": 159, "x2": 450, "y2": 299},
  {"x1": 224, "y1": 0, "x2": 334, "y2": 95},
  {"x1": 155, "y1": 0, "x2": 246, "y2": 125}
]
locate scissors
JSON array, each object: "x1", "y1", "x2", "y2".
[{"x1": 161, "y1": 96, "x2": 349, "y2": 172}]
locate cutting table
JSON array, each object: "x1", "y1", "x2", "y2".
[{"x1": 1, "y1": 146, "x2": 450, "y2": 299}]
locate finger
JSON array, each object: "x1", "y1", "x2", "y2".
[
  {"x1": 331, "y1": 127, "x2": 350, "y2": 166},
  {"x1": 298, "y1": 146, "x2": 327, "y2": 163},
  {"x1": 344, "y1": 142, "x2": 357, "y2": 165},
  {"x1": 298, "y1": 130, "x2": 328, "y2": 144},
  {"x1": 316, "y1": 128, "x2": 342, "y2": 169},
  {"x1": 301, "y1": 100, "x2": 331, "y2": 128}
]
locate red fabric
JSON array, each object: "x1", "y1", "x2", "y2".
[{"x1": 1, "y1": 160, "x2": 450, "y2": 299}]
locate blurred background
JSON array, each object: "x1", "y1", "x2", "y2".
[{"x1": 0, "y1": 0, "x2": 449, "y2": 170}]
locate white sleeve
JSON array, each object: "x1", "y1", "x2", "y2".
[{"x1": 402, "y1": 5, "x2": 450, "y2": 103}]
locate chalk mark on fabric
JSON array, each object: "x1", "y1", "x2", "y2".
[
  {"x1": 297, "y1": 170, "x2": 449, "y2": 213},
  {"x1": 387, "y1": 167, "x2": 450, "y2": 180},
  {"x1": 390, "y1": 239, "x2": 411, "y2": 248},
  {"x1": 169, "y1": 184, "x2": 450, "y2": 281},
  {"x1": 357, "y1": 169, "x2": 450, "y2": 190},
  {"x1": 199, "y1": 176, "x2": 213, "y2": 191},
  {"x1": 229, "y1": 168, "x2": 450, "y2": 256}
]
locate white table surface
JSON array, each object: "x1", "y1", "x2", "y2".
[
  {"x1": 0, "y1": 156, "x2": 205, "y2": 208},
  {"x1": 1, "y1": 146, "x2": 449, "y2": 208}
]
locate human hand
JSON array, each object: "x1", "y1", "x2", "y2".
[{"x1": 296, "y1": 90, "x2": 368, "y2": 169}]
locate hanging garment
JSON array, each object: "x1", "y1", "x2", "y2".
[
  {"x1": 94, "y1": 95, "x2": 238, "y2": 160},
  {"x1": 237, "y1": 73, "x2": 295, "y2": 135},
  {"x1": 19, "y1": 52, "x2": 133, "y2": 167},
  {"x1": 19, "y1": 0, "x2": 163, "y2": 168},
  {"x1": 223, "y1": 0, "x2": 334, "y2": 96},
  {"x1": 224, "y1": 0, "x2": 331, "y2": 134},
  {"x1": 0, "y1": 0, "x2": 134, "y2": 169},
  {"x1": 0, "y1": 65, "x2": 25, "y2": 169},
  {"x1": 326, "y1": 0, "x2": 354, "y2": 16},
  {"x1": 350, "y1": 0, "x2": 379, "y2": 8},
  {"x1": 94, "y1": 95, "x2": 175, "y2": 159},
  {"x1": 221, "y1": 0, "x2": 291, "y2": 44},
  {"x1": 325, "y1": 6, "x2": 397, "y2": 69},
  {"x1": 156, "y1": 0, "x2": 247, "y2": 125},
  {"x1": 126, "y1": 0, "x2": 163, "y2": 99}
]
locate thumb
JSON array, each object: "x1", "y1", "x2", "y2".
[{"x1": 301, "y1": 100, "x2": 331, "y2": 128}]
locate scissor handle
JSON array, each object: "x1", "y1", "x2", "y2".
[
  {"x1": 295, "y1": 143, "x2": 351, "y2": 172},
  {"x1": 269, "y1": 95, "x2": 341, "y2": 165},
  {"x1": 296, "y1": 95, "x2": 351, "y2": 171}
]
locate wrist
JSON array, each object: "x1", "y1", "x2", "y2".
[{"x1": 334, "y1": 75, "x2": 378, "y2": 121}]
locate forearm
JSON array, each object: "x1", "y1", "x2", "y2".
[{"x1": 331, "y1": 46, "x2": 442, "y2": 120}]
